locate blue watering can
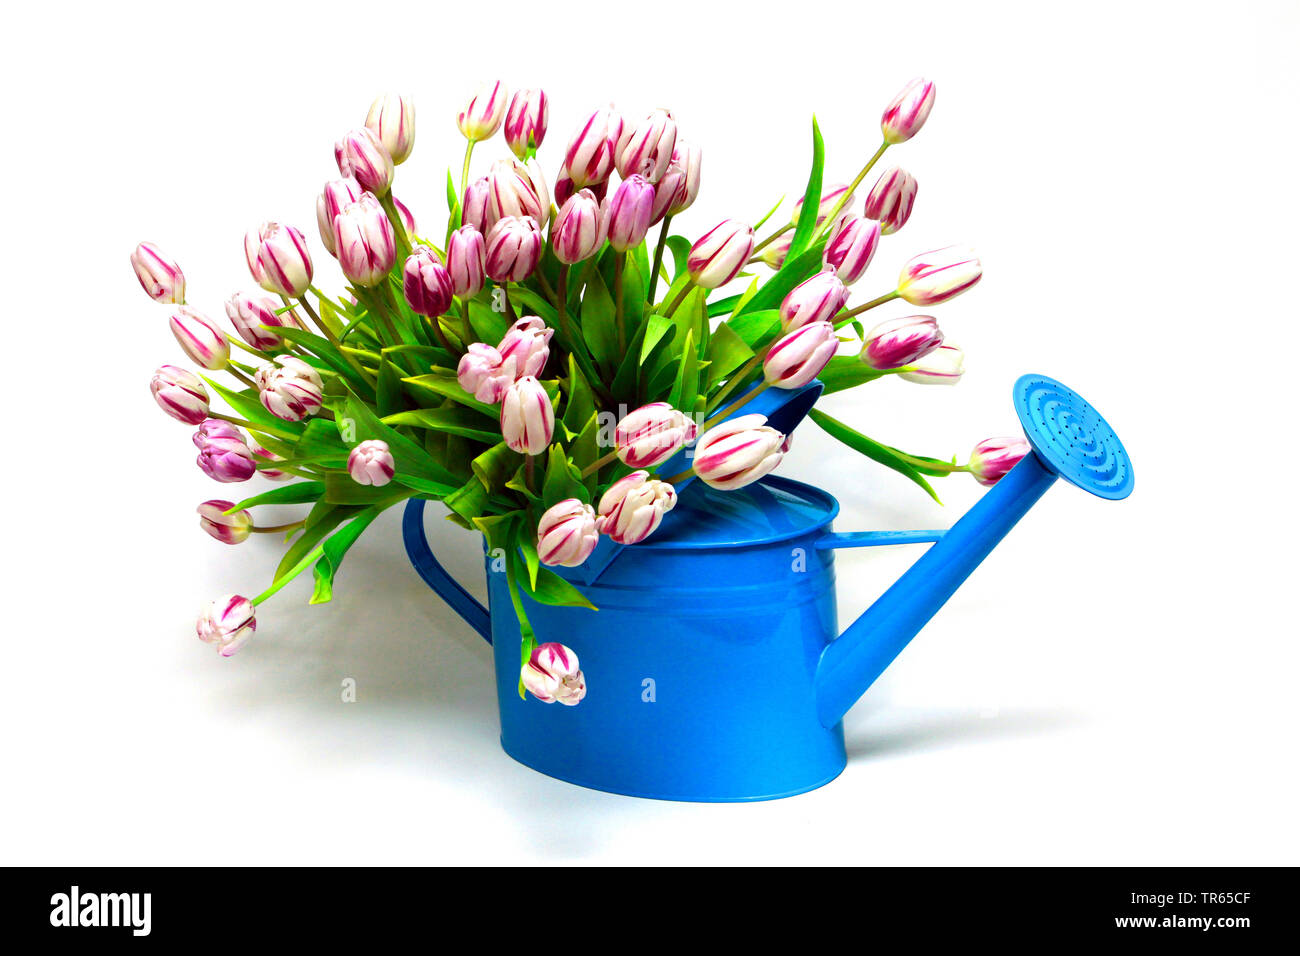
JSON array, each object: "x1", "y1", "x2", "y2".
[{"x1": 402, "y1": 375, "x2": 1133, "y2": 801}]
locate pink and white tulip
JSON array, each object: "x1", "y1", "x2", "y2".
[
  {"x1": 457, "y1": 343, "x2": 516, "y2": 404},
  {"x1": 347, "y1": 440, "x2": 396, "y2": 486},
  {"x1": 197, "y1": 594, "x2": 256, "y2": 657},
  {"x1": 764, "y1": 320, "x2": 838, "y2": 389},
  {"x1": 194, "y1": 420, "x2": 257, "y2": 483},
  {"x1": 792, "y1": 183, "x2": 856, "y2": 232},
  {"x1": 597, "y1": 471, "x2": 677, "y2": 545},
  {"x1": 760, "y1": 232, "x2": 792, "y2": 270},
  {"x1": 255, "y1": 356, "x2": 323, "y2": 422},
  {"x1": 457, "y1": 81, "x2": 508, "y2": 142},
  {"x1": 860, "y1": 315, "x2": 944, "y2": 370},
  {"x1": 403, "y1": 246, "x2": 453, "y2": 318},
  {"x1": 394, "y1": 196, "x2": 417, "y2": 238},
  {"x1": 447, "y1": 225, "x2": 486, "y2": 297},
  {"x1": 486, "y1": 159, "x2": 548, "y2": 230},
  {"x1": 131, "y1": 241, "x2": 185, "y2": 304},
  {"x1": 692, "y1": 414, "x2": 786, "y2": 490},
  {"x1": 618, "y1": 108, "x2": 677, "y2": 183},
  {"x1": 225, "y1": 291, "x2": 300, "y2": 351},
  {"x1": 898, "y1": 343, "x2": 965, "y2": 385},
  {"x1": 197, "y1": 500, "x2": 253, "y2": 545},
  {"x1": 251, "y1": 441, "x2": 290, "y2": 480},
  {"x1": 823, "y1": 215, "x2": 881, "y2": 285},
  {"x1": 897, "y1": 245, "x2": 983, "y2": 306},
  {"x1": 484, "y1": 216, "x2": 542, "y2": 282},
  {"x1": 521, "y1": 642, "x2": 587, "y2": 705},
  {"x1": 316, "y1": 177, "x2": 364, "y2": 256},
  {"x1": 687, "y1": 219, "x2": 754, "y2": 289},
  {"x1": 551, "y1": 188, "x2": 606, "y2": 264},
  {"x1": 365, "y1": 92, "x2": 415, "y2": 165},
  {"x1": 881, "y1": 77, "x2": 936, "y2": 145},
  {"x1": 780, "y1": 271, "x2": 848, "y2": 331},
  {"x1": 150, "y1": 365, "x2": 209, "y2": 425},
  {"x1": 604, "y1": 174, "x2": 655, "y2": 252},
  {"x1": 336, "y1": 127, "x2": 395, "y2": 195},
  {"x1": 536, "y1": 499, "x2": 600, "y2": 568},
  {"x1": 562, "y1": 106, "x2": 627, "y2": 188},
  {"x1": 504, "y1": 88, "x2": 549, "y2": 159},
  {"x1": 169, "y1": 306, "x2": 229, "y2": 370},
  {"x1": 246, "y1": 222, "x2": 313, "y2": 297},
  {"x1": 333, "y1": 193, "x2": 396, "y2": 288},
  {"x1": 863, "y1": 166, "x2": 918, "y2": 235},
  {"x1": 461, "y1": 176, "x2": 492, "y2": 235},
  {"x1": 615, "y1": 403, "x2": 698, "y2": 468},
  {"x1": 496, "y1": 316, "x2": 552, "y2": 378},
  {"x1": 969, "y1": 437, "x2": 1031, "y2": 487},
  {"x1": 500, "y1": 375, "x2": 554, "y2": 455}
]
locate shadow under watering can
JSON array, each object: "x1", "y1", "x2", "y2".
[{"x1": 403, "y1": 374, "x2": 1133, "y2": 801}]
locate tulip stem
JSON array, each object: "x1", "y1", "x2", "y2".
[
  {"x1": 810, "y1": 140, "x2": 890, "y2": 245},
  {"x1": 613, "y1": 253, "x2": 628, "y2": 353},
  {"x1": 459, "y1": 141, "x2": 475, "y2": 212},
  {"x1": 579, "y1": 449, "x2": 621, "y2": 479},
  {"x1": 296, "y1": 296, "x2": 376, "y2": 385},
  {"x1": 224, "y1": 334, "x2": 272, "y2": 360},
  {"x1": 499, "y1": 283, "x2": 518, "y2": 324},
  {"x1": 750, "y1": 222, "x2": 793, "y2": 257},
  {"x1": 836, "y1": 290, "x2": 900, "y2": 323},
  {"x1": 647, "y1": 216, "x2": 673, "y2": 303},
  {"x1": 252, "y1": 520, "x2": 306, "y2": 534},
  {"x1": 427, "y1": 316, "x2": 459, "y2": 358},
  {"x1": 701, "y1": 381, "x2": 769, "y2": 431},
  {"x1": 227, "y1": 366, "x2": 258, "y2": 390},
  {"x1": 379, "y1": 192, "x2": 413, "y2": 263},
  {"x1": 661, "y1": 279, "x2": 693, "y2": 317}
]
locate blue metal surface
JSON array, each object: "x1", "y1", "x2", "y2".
[
  {"x1": 401, "y1": 499, "x2": 491, "y2": 643},
  {"x1": 1013, "y1": 374, "x2": 1134, "y2": 500},
  {"x1": 815, "y1": 530, "x2": 946, "y2": 549}
]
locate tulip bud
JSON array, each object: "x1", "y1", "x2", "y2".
[
  {"x1": 194, "y1": 420, "x2": 257, "y2": 483},
  {"x1": 457, "y1": 343, "x2": 516, "y2": 404},
  {"x1": 536, "y1": 499, "x2": 600, "y2": 568},
  {"x1": 496, "y1": 316, "x2": 553, "y2": 378},
  {"x1": 898, "y1": 343, "x2": 965, "y2": 385},
  {"x1": 316, "y1": 177, "x2": 364, "y2": 256},
  {"x1": 563, "y1": 106, "x2": 627, "y2": 188},
  {"x1": 462, "y1": 176, "x2": 493, "y2": 235},
  {"x1": 457, "y1": 81, "x2": 507, "y2": 142},
  {"x1": 764, "y1": 320, "x2": 838, "y2": 389},
  {"x1": 969, "y1": 437, "x2": 1031, "y2": 487},
  {"x1": 131, "y1": 241, "x2": 185, "y2": 304},
  {"x1": 403, "y1": 246, "x2": 453, "y2": 318},
  {"x1": 618, "y1": 108, "x2": 678, "y2": 183},
  {"x1": 150, "y1": 365, "x2": 209, "y2": 425},
  {"x1": 365, "y1": 92, "x2": 415, "y2": 165},
  {"x1": 250, "y1": 441, "x2": 290, "y2": 480},
  {"x1": 863, "y1": 166, "x2": 918, "y2": 235},
  {"x1": 760, "y1": 233, "x2": 792, "y2": 271},
  {"x1": 897, "y1": 245, "x2": 983, "y2": 306},
  {"x1": 197, "y1": 500, "x2": 253, "y2": 545},
  {"x1": 169, "y1": 306, "x2": 229, "y2": 370},
  {"x1": 255, "y1": 356, "x2": 323, "y2": 422},
  {"x1": 860, "y1": 315, "x2": 944, "y2": 370},
  {"x1": 347, "y1": 439, "x2": 396, "y2": 487},
  {"x1": 687, "y1": 219, "x2": 754, "y2": 289},
  {"x1": 693, "y1": 414, "x2": 786, "y2": 490},
  {"x1": 551, "y1": 189, "x2": 606, "y2": 264},
  {"x1": 499, "y1": 375, "x2": 554, "y2": 455},
  {"x1": 604, "y1": 174, "x2": 655, "y2": 252},
  {"x1": 484, "y1": 216, "x2": 542, "y2": 282},
  {"x1": 504, "y1": 88, "x2": 549, "y2": 159},
  {"x1": 335, "y1": 127, "x2": 394, "y2": 196},
  {"x1": 791, "y1": 183, "x2": 856, "y2": 232},
  {"x1": 615, "y1": 403, "x2": 698, "y2": 468},
  {"x1": 823, "y1": 215, "x2": 881, "y2": 285},
  {"x1": 521, "y1": 642, "x2": 587, "y2": 705},
  {"x1": 225, "y1": 291, "x2": 300, "y2": 351},
  {"x1": 447, "y1": 225, "x2": 486, "y2": 298},
  {"x1": 333, "y1": 193, "x2": 397, "y2": 288},
  {"x1": 487, "y1": 159, "x2": 547, "y2": 230},
  {"x1": 197, "y1": 594, "x2": 256, "y2": 657},
  {"x1": 881, "y1": 77, "x2": 936, "y2": 145},
  {"x1": 780, "y1": 271, "x2": 848, "y2": 331},
  {"x1": 597, "y1": 470, "x2": 677, "y2": 545},
  {"x1": 246, "y1": 222, "x2": 313, "y2": 297}
]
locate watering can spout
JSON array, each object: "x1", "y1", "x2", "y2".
[{"x1": 814, "y1": 375, "x2": 1134, "y2": 728}]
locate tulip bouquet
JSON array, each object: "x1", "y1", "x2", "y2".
[{"x1": 140, "y1": 78, "x2": 1028, "y2": 704}]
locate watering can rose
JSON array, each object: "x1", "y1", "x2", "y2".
[
  {"x1": 537, "y1": 499, "x2": 601, "y2": 567},
  {"x1": 521, "y1": 643, "x2": 587, "y2": 705}
]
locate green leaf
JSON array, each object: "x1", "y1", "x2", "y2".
[
  {"x1": 725, "y1": 308, "x2": 782, "y2": 348},
  {"x1": 542, "y1": 443, "x2": 588, "y2": 509},
  {"x1": 786, "y1": 116, "x2": 825, "y2": 261},
  {"x1": 817, "y1": 355, "x2": 889, "y2": 395},
  {"x1": 471, "y1": 441, "x2": 521, "y2": 491},
  {"x1": 665, "y1": 235, "x2": 692, "y2": 280},
  {"x1": 402, "y1": 371, "x2": 499, "y2": 419},
  {"x1": 518, "y1": 564, "x2": 598, "y2": 610},
  {"x1": 808, "y1": 408, "x2": 942, "y2": 503},
  {"x1": 268, "y1": 326, "x2": 373, "y2": 397},
  {"x1": 753, "y1": 193, "x2": 787, "y2": 231},
  {"x1": 445, "y1": 475, "x2": 491, "y2": 523},
  {"x1": 466, "y1": 297, "x2": 512, "y2": 344},
  {"x1": 202, "y1": 377, "x2": 303, "y2": 438},
  {"x1": 228, "y1": 481, "x2": 325, "y2": 512},
  {"x1": 375, "y1": 358, "x2": 406, "y2": 417},
  {"x1": 705, "y1": 324, "x2": 756, "y2": 388},
  {"x1": 274, "y1": 502, "x2": 360, "y2": 582},
  {"x1": 511, "y1": 286, "x2": 559, "y2": 326},
  {"x1": 293, "y1": 418, "x2": 350, "y2": 465},
  {"x1": 667, "y1": 328, "x2": 699, "y2": 410},
  {"x1": 382, "y1": 406, "x2": 501, "y2": 442},
  {"x1": 321, "y1": 472, "x2": 409, "y2": 505},
  {"x1": 310, "y1": 504, "x2": 387, "y2": 604},
  {"x1": 562, "y1": 354, "x2": 596, "y2": 435},
  {"x1": 735, "y1": 244, "x2": 826, "y2": 318},
  {"x1": 580, "y1": 270, "x2": 620, "y2": 371},
  {"x1": 340, "y1": 386, "x2": 460, "y2": 487}
]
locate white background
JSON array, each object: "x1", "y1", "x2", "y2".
[{"x1": 2, "y1": 0, "x2": 1296, "y2": 865}]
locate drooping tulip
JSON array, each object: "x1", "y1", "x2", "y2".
[
  {"x1": 618, "y1": 108, "x2": 677, "y2": 183},
  {"x1": 250, "y1": 441, "x2": 290, "y2": 480},
  {"x1": 504, "y1": 88, "x2": 549, "y2": 159},
  {"x1": 551, "y1": 189, "x2": 606, "y2": 264},
  {"x1": 194, "y1": 420, "x2": 257, "y2": 483},
  {"x1": 457, "y1": 343, "x2": 516, "y2": 404},
  {"x1": 486, "y1": 158, "x2": 547, "y2": 230},
  {"x1": 499, "y1": 375, "x2": 554, "y2": 455},
  {"x1": 881, "y1": 77, "x2": 936, "y2": 145},
  {"x1": 246, "y1": 222, "x2": 313, "y2": 297},
  {"x1": 692, "y1": 414, "x2": 786, "y2": 491},
  {"x1": 225, "y1": 291, "x2": 300, "y2": 351},
  {"x1": 365, "y1": 92, "x2": 415, "y2": 164},
  {"x1": 823, "y1": 216, "x2": 881, "y2": 285},
  {"x1": 316, "y1": 177, "x2": 364, "y2": 256},
  {"x1": 859, "y1": 315, "x2": 944, "y2": 370},
  {"x1": 403, "y1": 246, "x2": 453, "y2": 317},
  {"x1": 863, "y1": 166, "x2": 918, "y2": 235},
  {"x1": 563, "y1": 106, "x2": 627, "y2": 188},
  {"x1": 597, "y1": 471, "x2": 677, "y2": 545},
  {"x1": 255, "y1": 355, "x2": 323, "y2": 422},
  {"x1": 791, "y1": 183, "x2": 856, "y2": 232},
  {"x1": 333, "y1": 193, "x2": 396, "y2": 288},
  {"x1": 131, "y1": 241, "x2": 185, "y2": 304},
  {"x1": 780, "y1": 271, "x2": 848, "y2": 331},
  {"x1": 197, "y1": 594, "x2": 256, "y2": 657},
  {"x1": 169, "y1": 306, "x2": 229, "y2": 370},
  {"x1": 536, "y1": 499, "x2": 600, "y2": 568},
  {"x1": 764, "y1": 320, "x2": 838, "y2": 389},
  {"x1": 496, "y1": 316, "x2": 552, "y2": 378},
  {"x1": 898, "y1": 343, "x2": 965, "y2": 385},
  {"x1": 347, "y1": 440, "x2": 396, "y2": 486},
  {"x1": 969, "y1": 437, "x2": 1031, "y2": 487},
  {"x1": 447, "y1": 225, "x2": 486, "y2": 297},
  {"x1": 461, "y1": 176, "x2": 492, "y2": 235},
  {"x1": 687, "y1": 219, "x2": 754, "y2": 289},
  {"x1": 197, "y1": 500, "x2": 253, "y2": 545},
  {"x1": 150, "y1": 365, "x2": 209, "y2": 425},
  {"x1": 457, "y1": 81, "x2": 507, "y2": 142},
  {"x1": 484, "y1": 215, "x2": 542, "y2": 282},
  {"x1": 615, "y1": 403, "x2": 698, "y2": 469},
  {"x1": 604, "y1": 174, "x2": 655, "y2": 251},
  {"x1": 897, "y1": 246, "x2": 983, "y2": 306},
  {"x1": 521, "y1": 642, "x2": 587, "y2": 705}
]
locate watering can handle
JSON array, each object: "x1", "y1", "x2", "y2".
[{"x1": 401, "y1": 499, "x2": 492, "y2": 644}]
